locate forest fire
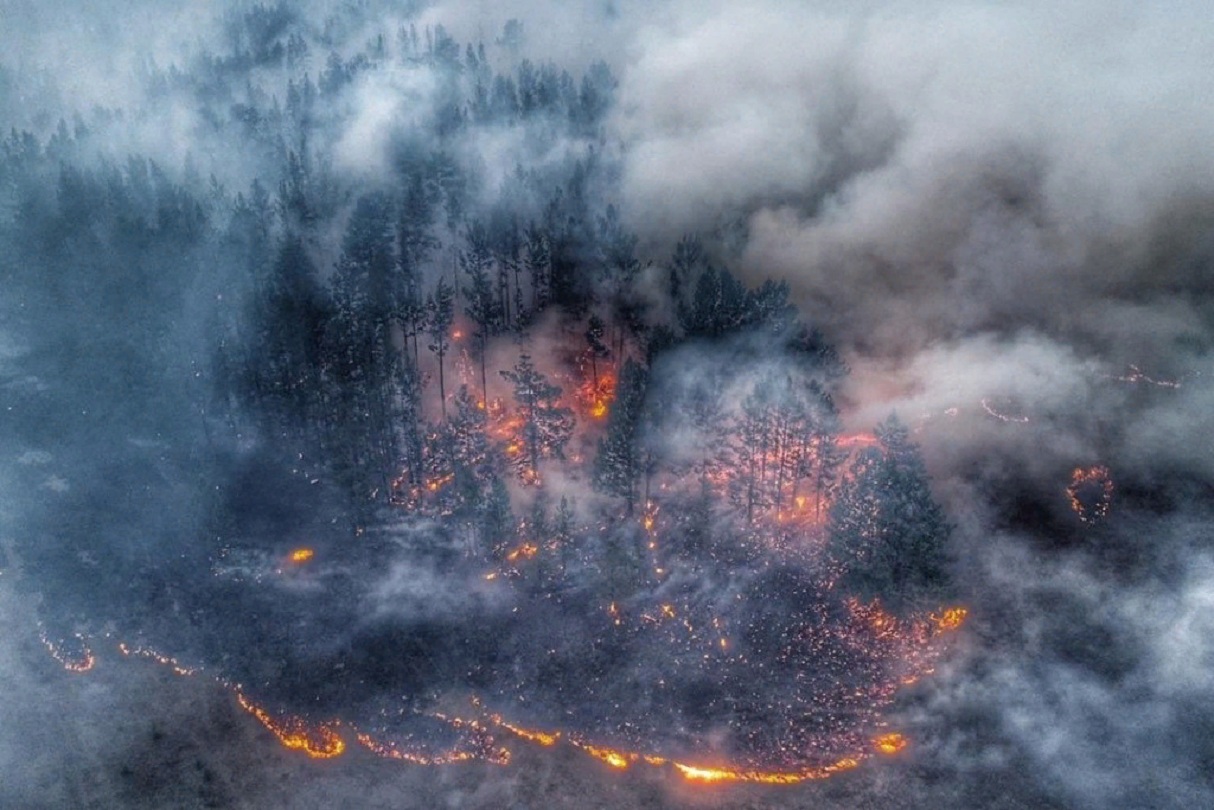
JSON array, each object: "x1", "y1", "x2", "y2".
[
  {"x1": 39, "y1": 629, "x2": 95, "y2": 673},
  {"x1": 1068, "y1": 465, "x2": 1114, "y2": 523},
  {"x1": 575, "y1": 366, "x2": 616, "y2": 421},
  {"x1": 354, "y1": 731, "x2": 482, "y2": 765},
  {"x1": 505, "y1": 542, "x2": 539, "y2": 563},
  {"x1": 288, "y1": 547, "x2": 314, "y2": 564},
  {"x1": 117, "y1": 642, "x2": 199, "y2": 676},
  {"x1": 873, "y1": 732, "x2": 908, "y2": 754},
  {"x1": 236, "y1": 693, "x2": 346, "y2": 759},
  {"x1": 933, "y1": 607, "x2": 969, "y2": 631}
]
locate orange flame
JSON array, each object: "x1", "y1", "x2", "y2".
[
  {"x1": 288, "y1": 548, "x2": 314, "y2": 564},
  {"x1": 1067, "y1": 465, "x2": 1113, "y2": 523},
  {"x1": 873, "y1": 732, "x2": 908, "y2": 755},
  {"x1": 40, "y1": 630, "x2": 95, "y2": 673},
  {"x1": 236, "y1": 693, "x2": 345, "y2": 758},
  {"x1": 932, "y1": 607, "x2": 968, "y2": 632}
]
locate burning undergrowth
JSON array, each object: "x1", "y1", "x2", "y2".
[{"x1": 6, "y1": 3, "x2": 1214, "y2": 808}]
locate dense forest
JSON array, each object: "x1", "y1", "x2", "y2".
[{"x1": 1, "y1": 2, "x2": 957, "y2": 775}]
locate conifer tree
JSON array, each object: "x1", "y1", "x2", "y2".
[{"x1": 500, "y1": 353, "x2": 574, "y2": 482}]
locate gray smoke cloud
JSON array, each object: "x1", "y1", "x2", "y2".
[{"x1": 3, "y1": 1, "x2": 1214, "y2": 808}]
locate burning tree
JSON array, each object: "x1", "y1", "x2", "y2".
[{"x1": 500, "y1": 353, "x2": 575, "y2": 483}]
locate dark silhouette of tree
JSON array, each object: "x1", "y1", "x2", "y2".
[
  {"x1": 461, "y1": 231, "x2": 501, "y2": 404},
  {"x1": 827, "y1": 415, "x2": 950, "y2": 614},
  {"x1": 500, "y1": 353, "x2": 574, "y2": 482},
  {"x1": 584, "y1": 314, "x2": 609, "y2": 387},
  {"x1": 594, "y1": 359, "x2": 648, "y2": 512},
  {"x1": 427, "y1": 276, "x2": 455, "y2": 419}
]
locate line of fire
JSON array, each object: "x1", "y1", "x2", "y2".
[
  {"x1": 32, "y1": 268, "x2": 1160, "y2": 785},
  {"x1": 31, "y1": 274, "x2": 1159, "y2": 786}
]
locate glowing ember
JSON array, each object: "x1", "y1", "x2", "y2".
[
  {"x1": 873, "y1": 732, "x2": 908, "y2": 755},
  {"x1": 577, "y1": 742, "x2": 633, "y2": 769},
  {"x1": 1068, "y1": 465, "x2": 1114, "y2": 523},
  {"x1": 236, "y1": 693, "x2": 346, "y2": 759},
  {"x1": 118, "y1": 642, "x2": 198, "y2": 676},
  {"x1": 933, "y1": 606, "x2": 969, "y2": 631},
  {"x1": 573, "y1": 360, "x2": 616, "y2": 421},
  {"x1": 493, "y1": 717, "x2": 561, "y2": 746},
  {"x1": 355, "y1": 731, "x2": 482, "y2": 765},
  {"x1": 980, "y1": 398, "x2": 1030, "y2": 423},
  {"x1": 40, "y1": 629, "x2": 95, "y2": 673},
  {"x1": 671, "y1": 755, "x2": 860, "y2": 785},
  {"x1": 505, "y1": 542, "x2": 539, "y2": 563},
  {"x1": 1109, "y1": 364, "x2": 1181, "y2": 388}
]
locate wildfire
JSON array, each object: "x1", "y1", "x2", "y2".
[
  {"x1": 236, "y1": 692, "x2": 346, "y2": 759},
  {"x1": 873, "y1": 732, "x2": 908, "y2": 755},
  {"x1": 355, "y1": 731, "x2": 481, "y2": 765},
  {"x1": 117, "y1": 642, "x2": 198, "y2": 676},
  {"x1": 493, "y1": 716, "x2": 561, "y2": 746},
  {"x1": 575, "y1": 742, "x2": 635, "y2": 769},
  {"x1": 574, "y1": 363, "x2": 616, "y2": 421},
  {"x1": 980, "y1": 398, "x2": 1030, "y2": 424},
  {"x1": 1067, "y1": 465, "x2": 1114, "y2": 523},
  {"x1": 288, "y1": 547, "x2": 314, "y2": 564},
  {"x1": 40, "y1": 629, "x2": 95, "y2": 673},
  {"x1": 505, "y1": 542, "x2": 539, "y2": 563},
  {"x1": 1109, "y1": 364, "x2": 1181, "y2": 388},
  {"x1": 837, "y1": 432, "x2": 879, "y2": 449},
  {"x1": 932, "y1": 606, "x2": 968, "y2": 631},
  {"x1": 671, "y1": 755, "x2": 860, "y2": 785}
]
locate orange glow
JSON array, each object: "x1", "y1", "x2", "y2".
[
  {"x1": 288, "y1": 548, "x2": 314, "y2": 564},
  {"x1": 117, "y1": 642, "x2": 198, "y2": 676},
  {"x1": 837, "y1": 432, "x2": 879, "y2": 449},
  {"x1": 355, "y1": 732, "x2": 478, "y2": 765},
  {"x1": 40, "y1": 629, "x2": 95, "y2": 673},
  {"x1": 933, "y1": 606, "x2": 968, "y2": 631},
  {"x1": 672, "y1": 755, "x2": 861, "y2": 785},
  {"x1": 577, "y1": 742, "x2": 634, "y2": 769},
  {"x1": 236, "y1": 693, "x2": 345, "y2": 758},
  {"x1": 1068, "y1": 465, "x2": 1113, "y2": 523},
  {"x1": 505, "y1": 542, "x2": 539, "y2": 563},
  {"x1": 493, "y1": 716, "x2": 561, "y2": 746},
  {"x1": 873, "y1": 732, "x2": 908, "y2": 755},
  {"x1": 573, "y1": 360, "x2": 616, "y2": 422}
]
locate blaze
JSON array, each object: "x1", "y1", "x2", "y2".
[
  {"x1": 40, "y1": 629, "x2": 95, "y2": 673},
  {"x1": 873, "y1": 732, "x2": 908, "y2": 755},
  {"x1": 505, "y1": 542, "x2": 539, "y2": 563},
  {"x1": 577, "y1": 743, "x2": 634, "y2": 769},
  {"x1": 933, "y1": 606, "x2": 968, "y2": 632},
  {"x1": 1067, "y1": 465, "x2": 1114, "y2": 524},
  {"x1": 288, "y1": 547, "x2": 314, "y2": 564},
  {"x1": 236, "y1": 693, "x2": 345, "y2": 758}
]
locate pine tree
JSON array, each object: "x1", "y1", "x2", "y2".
[
  {"x1": 427, "y1": 276, "x2": 455, "y2": 419},
  {"x1": 480, "y1": 475, "x2": 514, "y2": 559},
  {"x1": 461, "y1": 227, "x2": 501, "y2": 403},
  {"x1": 584, "y1": 314, "x2": 609, "y2": 387},
  {"x1": 500, "y1": 353, "x2": 575, "y2": 482},
  {"x1": 593, "y1": 359, "x2": 648, "y2": 512},
  {"x1": 826, "y1": 415, "x2": 950, "y2": 614}
]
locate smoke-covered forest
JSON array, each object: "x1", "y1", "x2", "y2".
[{"x1": 3, "y1": 2, "x2": 1214, "y2": 809}]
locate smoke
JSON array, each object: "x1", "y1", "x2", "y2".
[{"x1": 3, "y1": 1, "x2": 1214, "y2": 808}]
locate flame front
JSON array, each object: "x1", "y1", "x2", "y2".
[{"x1": 236, "y1": 693, "x2": 345, "y2": 759}]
